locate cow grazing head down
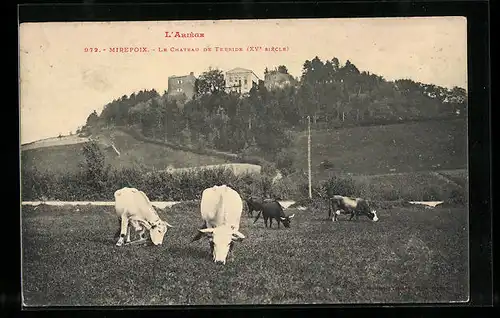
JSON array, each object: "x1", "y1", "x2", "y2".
[
  {"x1": 198, "y1": 225, "x2": 245, "y2": 264},
  {"x1": 330, "y1": 195, "x2": 379, "y2": 222},
  {"x1": 149, "y1": 220, "x2": 174, "y2": 245},
  {"x1": 280, "y1": 213, "x2": 295, "y2": 228}
]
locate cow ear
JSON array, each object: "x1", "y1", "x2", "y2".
[
  {"x1": 232, "y1": 230, "x2": 245, "y2": 240},
  {"x1": 199, "y1": 228, "x2": 215, "y2": 234}
]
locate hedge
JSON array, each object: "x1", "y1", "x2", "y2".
[
  {"x1": 21, "y1": 165, "x2": 465, "y2": 204},
  {"x1": 21, "y1": 166, "x2": 306, "y2": 202}
]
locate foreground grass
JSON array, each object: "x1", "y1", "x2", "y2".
[{"x1": 21, "y1": 203, "x2": 468, "y2": 306}]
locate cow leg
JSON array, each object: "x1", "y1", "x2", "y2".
[
  {"x1": 209, "y1": 240, "x2": 214, "y2": 257},
  {"x1": 134, "y1": 222, "x2": 147, "y2": 242},
  {"x1": 191, "y1": 221, "x2": 207, "y2": 243},
  {"x1": 328, "y1": 202, "x2": 332, "y2": 219},
  {"x1": 116, "y1": 215, "x2": 129, "y2": 246},
  {"x1": 125, "y1": 220, "x2": 143, "y2": 244},
  {"x1": 277, "y1": 218, "x2": 280, "y2": 229},
  {"x1": 125, "y1": 225, "x2": 132, "y2": 243},
  {"x1": 348, "y1": 210, "x2": 355, "y2": 221},
  {"x1": 113, "y1": 218, "x2": 121, "y2": 239},
  {"x1": 253, "y1": 211, "x2": 262, "y2": 224},
  {"x1": 138, "y1": 227, "x2": 146, "y2": 241},
  {"x1": 269, "y1": 218, "x2": 273, "y2": 229},
  {"x1": 228, "y1": 241, "x2": 235, "y2": 262}
]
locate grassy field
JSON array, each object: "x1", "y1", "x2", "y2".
[
  {"x1": 282, "y1": 168, "x2": 467, "y2": 201},
  {"x1": 21, "y1": 118, "x2": 467, "y2": 178},
  {"x1": 350, "y1": 169, "x2": 467, "y2": 201},
  {"x1": 21, "y1": 135, "x2": 90, "y2": 151},
  {"x1": 292, "y1": 118, "x2": 467, "y2": 176},
  {"x1": 21, "y1": 130, "x2": 230, "y2": 174},
  {"x1": 22, "y1": 202, "x2": 468, "y2": 306}
]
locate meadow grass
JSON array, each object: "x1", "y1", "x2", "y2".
[
  {"x1": 22, "y1": 202, "x2": 468, "y2": 306},
  {"x1": 292, "y1": 118, "x2": 467, "y2": 176},
  {"x1": 351, "y1": 170, "x2": 467, "y2": 201}
]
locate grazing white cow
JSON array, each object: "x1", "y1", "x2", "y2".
[
  {"x1": 191, "y1": 185, "x2": 246, "y2": 265},
  {"x1": 114, "y1": 187, "x2": 173, "y2": 247}
]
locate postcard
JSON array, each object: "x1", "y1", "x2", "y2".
[{"x1": 20, "y1": 17, "x2": 468, "y2": 306}]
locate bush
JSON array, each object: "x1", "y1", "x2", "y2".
[
  {"x1": 269, "y1": 177, "x2": 298, "y2": 200},
  {"x1": 321, "y1": 175, "x2": 360, "y2": 198},
  {"x1": 319, "y1": 160, "x2": 334, "y2": 170},
  {"x1": 275, "y1": 149, "x2": 295, "y2": 176},
  {"x1": 421, "y1": 187, "x2": 443, "y2": 201},
  {"x1": 21, "y1": 165, "x2": 300, "y2": 202},
  {"x1": 296, "y1": 180, "x2": 323, "y2": 201},
  {"x1": 379, "y1": 187, "x2": 403, "y2": 201},
  {"x1": 447, "y1": 188, "x2": 467, "y2": 205}
]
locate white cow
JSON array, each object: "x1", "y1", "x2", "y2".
[
  {"x1": 114, "y1": 187, "x2": 173, "y2": 247},
  {"x1": 191, "y1": 185, "x2": 246, "y2": 264}
]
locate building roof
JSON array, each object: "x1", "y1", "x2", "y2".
[
  {"x1": 226, "y1": 67, "x2": 253, "y2": 73},
  {"x1": 226, "y1": 67, "x2": 260, "y2": 80},
  {"x1": 168, "y1": 73, "x2": 196, "y2": 79}
]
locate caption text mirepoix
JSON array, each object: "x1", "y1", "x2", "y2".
[
  {"x1": 83, "y1": 31, "x2": 289, "y2": 54},
  {"x1": 83, "y1": 46, "x2": 290, "y2": 53}
]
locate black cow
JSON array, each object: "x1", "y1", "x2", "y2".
[
  {"x1": 328, "y1": 195, "x2": 379, "y2": 222},
  {"x1": 244, "y1": 197, "x2": 265, "y2": 218},
  {"x1": 253, "y1": 200, "x2": 295, "y2": 228}
]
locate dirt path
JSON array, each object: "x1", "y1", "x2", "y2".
[
  {"x1": 430, "y1": 171, "x2": 465, "y2": 189},
  {"x1": 349, "y1": 168, "x2": 466, "y2": 179}
]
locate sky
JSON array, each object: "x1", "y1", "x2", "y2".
[{"x1": 19, "y1": 17, "x2": 467, "y2": 144}]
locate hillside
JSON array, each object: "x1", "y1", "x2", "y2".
[
  {"x1": 21, "y1": 135, "x2": 90, "y2": 151},
  {"x1": 289, "y1": 118, "x2": 467, "y2": 178},
  {"x1": 21, "y1": 129, "x2": 231, "y2": 174},
  {"x1": 22, "y1": 118, "x2": 467, "y2": 180}
]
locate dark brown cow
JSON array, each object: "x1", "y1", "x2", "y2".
[
  {"x1": 253, "y1": 200, "x2": 295, "y2": 229},
  {"x1": 244, "y1": 197, "x2": 265, "y2": 218}
]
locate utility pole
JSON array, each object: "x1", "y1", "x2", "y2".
[{"x1": 307, "y1": 115, "x2": 312, "y2": 199}]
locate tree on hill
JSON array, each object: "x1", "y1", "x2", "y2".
[
  {"x1": 86, "y1": 110, "x2": 99, "y2": 127},
  {"x1": 80, "y1": 54, "x2": 467, "y2": 164},
  {"x1": 195, "y1": 68, "x2": 226, "y2": 96},
  {"x1": 277, "y1": 65, "x2": 289, "y2": 74},
  {"x1": 81, "y1": 140, "x2": 108, "y2": 190}
]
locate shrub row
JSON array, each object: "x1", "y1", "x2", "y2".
[
  {"x1": 21, "y1": 166, "x2": 307, "y2": 202},
  {"x1": 21, "y1": 166, "x2": 466, "y2": 205}
]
